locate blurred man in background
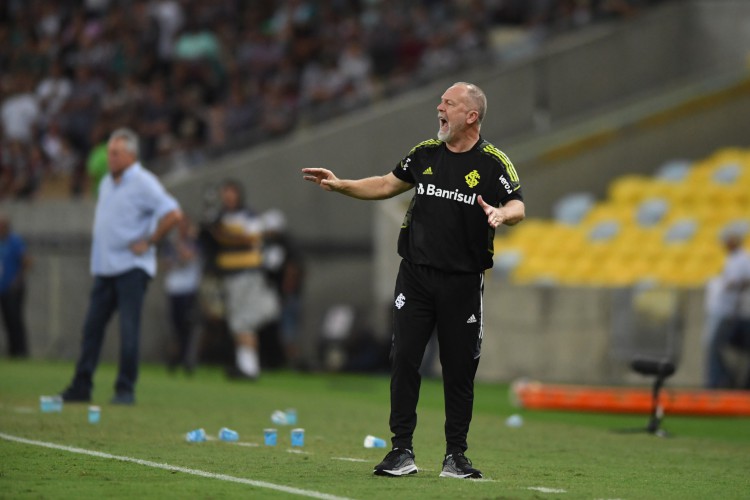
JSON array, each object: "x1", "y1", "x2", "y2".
[
  {"x1": 60, "y1": 128, "x2": 182, "y2": 405},
  {"x1": 162, "y1": 215, "x2": 202, "y2": 374},
  {"x1": 705, "y1": 229, "x2": 750, "y2": 389},
  {"x1": 261, "y1": 208, "x2": 304, "y2": 369},
  {"x1": 204, "y1": 180, "x2": 279, "y2": 379},
  {"x1": 0, "y1": 214, "x2": 31, "y2": 358}
]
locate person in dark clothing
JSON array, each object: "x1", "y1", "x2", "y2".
[
  {"x1": 0, "y1": 215, "x2": 31, "y2": 358},
  {"x1": 303, "y1": 82, "x2": 525, "y2": 479}
]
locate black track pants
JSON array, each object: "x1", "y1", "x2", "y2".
[{"x1": 389, "y1": 260, "x2": 483, "y2": 455}]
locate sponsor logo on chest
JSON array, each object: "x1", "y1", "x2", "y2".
[{"x1": 417, "y1": 182, "x2": 477, "y2": 205}]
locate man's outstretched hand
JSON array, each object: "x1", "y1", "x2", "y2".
[{"x1": 302, "y1": 168, "x2": 340, "y2": 192}]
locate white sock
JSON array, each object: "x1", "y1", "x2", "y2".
[{"x1": 236, "y1": 346, "x2": 259, "y2": 377}]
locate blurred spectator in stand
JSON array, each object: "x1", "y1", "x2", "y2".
[
  {"x1": 204, "y1": 180, "x2": 279, "y2": 379},
  {"x1": 261, "y1": 208, "x2": 305, "y2": 368},
  {"x1": 338, "y1": 40, "x2": 375, "y2": 110},
  {"x1": 86, "y1": 121, "x2": 110, "y2": 196},
  {"x1": 266, "y1": 56, "x2": 301, "y2": 106},
  {"x1": 419, "y1": 32, "x2": 460, "y2": 81},
  {"x1": 162, "y1": 215, "x2": 202, "y2": 374},
  {"x1": 216, "y1": 74, "x2": 261, "y2": 148},
  {"x1": 171, "y1": 86, "x2": 208, "y2": 167},
  {"x1": 365, "y1": 6, "x2": 401, "y2": 83},
  {"x1": 36, "y1": 60, "x2": 72, "y2": 128},
  {"x1": 1, "y1": 72, "x2": 40, "y2": 146},
  {"x1": 173, "y1": 17, "x2": 222, "y2": 71},
  {"x1": 0, "y1": 141, "x2": 23, "y2": 199},
  {"x1": 139, "y1": 78, "x2": 173, "y2": 162},
  {"x1": 83, "y1": 0, "x2": 112, "y2": 19},
  {"x1": 235, "y1": 27, "x2": 284, "y2": 79},
  {"x1": 299, "y1": 52, "x2": 348, "y2": 122},
  {"x1": 58, "y1": 10, "x2": 87, "y2": 64},
  {"x1": 268, "y1": 0, "x2": 316, "y2": 42},
  {"x1": 117, "y1": 2, "x2": 159, "y2": 76},
  {"x1": 101, "y1": 74, "x2": 144, "y2": 124},
  {"x1": 35, "y1": 3, "x2": 65, "y2": 42},
  {"x1": 0, "y1": 141, "x2": 44, "y2": 200},
  {"x1": 0, "y1": 214, "x2": 31, "y2": 358},
  {"x1": 150, "y1": 0, "x2": 185, "y2": 63},
  {"x1": 258, "y1": 82, "x2": 297, "y2": 138},
  {"x1": 407, "y1": 6, "x2": 434, "y2": 59},
  {"x1": 454, "y1": 17, "x2": 486, "y2": 63},
  {"x1": 40, "y1": 119, "x2": 80, "y2": 187},
  {"x1": 68, "y1": 16, "x2": 116, "y2": 76},
  {"x1": 705, "y1": 230, "x2": 750, "y2": 389},
  {"x1": 17, "y1": 143, "x2": 45, "y2": 200},
  {"x1": 59, "y1": 65, "x2": 105, "y2": 196}
]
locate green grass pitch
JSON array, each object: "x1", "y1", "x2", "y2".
[{"x1": 1, "y1": 360, "x2": 749, "y2": 499}]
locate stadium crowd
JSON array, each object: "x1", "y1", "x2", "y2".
[{"x1": 1, "y1": 0, "x2": 661, "y2": 200}]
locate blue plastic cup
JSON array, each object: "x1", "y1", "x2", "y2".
[
  {"x1": 291, "y1": 428, "x2": 304, "y2": 447},
  {"x1": 88, "y1": 406, "x2": 101, "y2": 424},
  {"x1": 40, "y1": 396, "x2": 54, "y2": 413},
  {"x1": 363, "y1": 435, "x2": 387, "y2": 448},
  {"x1": 219, "y1": 427, "x2": 239, "y2": 442},
  {"x1": 40, "y1": 396, "x2": 63, "y2": 413},
  {"x1": 264, "y1": 428, "x2": 277, "y2": 446},
  {"x1": 271, "y1": 410, "x2": 287, "y2": 425},
  {"x1": 285, "y1": 408, "x2": 298, "y2": 425},
  {"x1": 186, "y1": 428, "x2": 207, "y2": 442},
  {"x1": 52, "y1": 396, "x2": 63, "y2": 412}
]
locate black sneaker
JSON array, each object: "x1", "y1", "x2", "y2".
[
  {"x1": 60, "y1": 386, "x2": 91, "y2": 403},
  {"x1": 439, "y1": 452, "x2": 483, "y2": 479},
  {"x1": 373, "y1": 448, "x2": 418, "y2": 477},
  {"x1": 110, "y1": 392, "x2": 135, "y2": 405}
]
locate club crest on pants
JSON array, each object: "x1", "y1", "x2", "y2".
[{"x1": 395, "y1": 293, "x2": 406, "y2": 309}]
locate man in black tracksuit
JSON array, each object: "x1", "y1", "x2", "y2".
[{"x1": 302, "y1": 82, "x2": 525, "y2": 479}]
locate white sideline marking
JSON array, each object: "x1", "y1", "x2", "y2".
[
  {"x1": 0, "y1": 432, "x2": 353, "y2": 500},
  {"x1": 331, "y1": 457, "x2": 368, "y2": 463},
  {"x1": 287, "y1": 449, "x2": 310, "y2": 455},
  {"x1": 202, "y1": 436, "x2": 259, "y2": 447},
  {"x1": 528, "y1": 486, "x2": 567, "y2": 493}
]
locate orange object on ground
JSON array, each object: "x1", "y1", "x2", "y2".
[{"x1": 511, "y1": 379, "x2": 750, "y2": 417}]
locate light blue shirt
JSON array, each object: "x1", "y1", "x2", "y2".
[{"x1": 91, "y1": 162, "x2": 179, "y2": 277}]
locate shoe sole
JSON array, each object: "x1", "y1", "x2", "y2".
[
  {"x1": 439, "y1": 470, "x2": 483, "y2": 479},
  {"x1": 373, "y1": 464, "x2": 419, "y2": 477}
]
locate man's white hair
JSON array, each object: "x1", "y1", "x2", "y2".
[
  {"x1": 109, "y1": 127, "x2": 140, "y2": 158},
  {"x1": 453, "y1": 82, "x2": 487, "y2": 125}
]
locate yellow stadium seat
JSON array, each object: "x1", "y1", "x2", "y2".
[
  {"x1": 507, "y1": 147, "x2": 750, "y2": 288},
  {"x1": 607, "y1": 176, "x2": 652, "y2": 206}
]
